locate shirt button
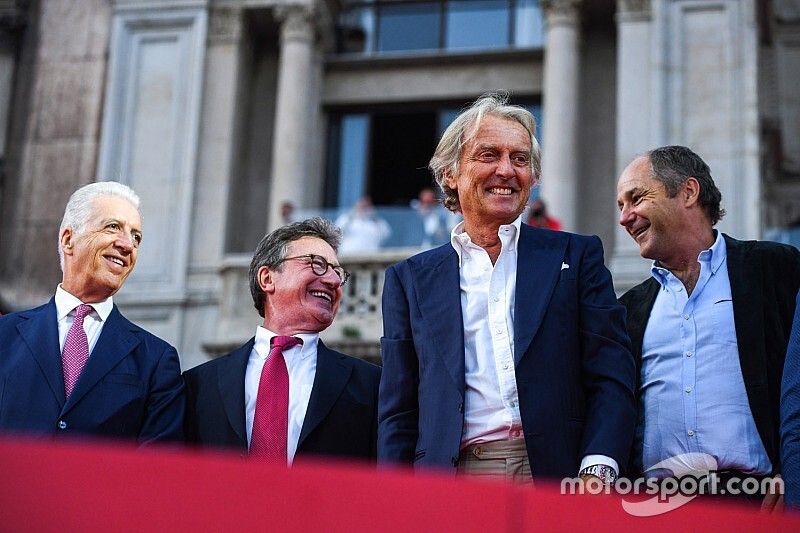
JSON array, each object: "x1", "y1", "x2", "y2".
[
  {"x1": 510, "y1": 400, "x2": 517, "y2": 407},
  {"x1": 686, "y1": 351, "x2": 693, "y2": 358},
  {"x1": 687, "y1": 430, "x2": 695, "y2": 437},
  {"x1": 57, "y1": 420, "x2": 67, "y2": 430},
  {"x1": 503, "y1": 363, "x2": 509, "y2": 370},
  {"x1": 685, "y1": 386, "x2": 692, "y2": 393},
  {"x1": 494, "y1": 295, "x2": 500, "y2": 302},
  {"x1": 676, "y1": 286, "x2": 683, "y2": 292},
  {"x1": 683, "y1": 314, "x2": 690, "y2": 320},
  {"x1": 495, "y1": 327, "x2": 502, "y2": 334}
]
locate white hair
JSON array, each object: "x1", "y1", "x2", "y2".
[
  {"x1": 429, "y1": 92, "x2": 541, "y2": 212},
  {"x1": 58, "y1": 181, "x2": 141, "y2": 270}
]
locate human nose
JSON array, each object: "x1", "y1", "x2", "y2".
[
  {"x1": 320, "y1": 265, "x2": 342, "y2": 287},
  {"x1": 496, "y1": 153, "x2": 514, "y2": 178},
  {"x1": 116, "y1": 232, "x2": 135, "y2": 253},
  {"x1": 618, "y1": 204, "x2": 634, "y2": 227}
]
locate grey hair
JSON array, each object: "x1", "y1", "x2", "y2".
[
  {"x1": 58, "y1": 181, "x2": 141, "y2": 270},
  {"x1": 647, "y1": 145, "x2": 726, "y2": 225},
  {"x1": 429, "y1": 92, "x2": 541, "y2": 212},
  {"x1": 248, "y1": 217, "x2": 342, "y2": 317}
]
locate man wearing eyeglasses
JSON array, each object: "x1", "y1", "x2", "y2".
[{"x1": 183, "y1": 217, "x2": 381, "y2": 463}]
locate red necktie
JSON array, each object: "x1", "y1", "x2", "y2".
[
  {"x1": 62, "y1": 304, "x2": 93, "y2": 399},
  {"x1": 250, "y1": 335, "x2": 302, "y2": 462}
]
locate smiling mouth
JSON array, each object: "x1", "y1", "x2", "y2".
[
  {"x1": 487, "y1": 187, "x2": 513, "y2": 196},
  {"x1": 310, "y1": 290, "x2": 332, "y2": 303},
  {"x1": 104, "y1": 256, "x2": 126, "y2": 268},
  {"x1": 631, "y1": 226, "x2": 648, "y2": 240}
]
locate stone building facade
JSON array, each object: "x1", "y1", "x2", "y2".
[{"x1": 0, "y1": 0, "x2": 797, "y2": 369}]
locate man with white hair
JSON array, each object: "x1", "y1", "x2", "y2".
[
  {"x1": 0, "y1": 181, "x2": 184, "y2": 443},
  {"x1": 378, "y1": 93, "x2": 636, "y2": 484}
]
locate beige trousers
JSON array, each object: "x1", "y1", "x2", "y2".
[{"x1": 457, "y1": 439, "x2": 534, "y2": 485}]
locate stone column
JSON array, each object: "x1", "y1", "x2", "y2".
[
  {"x1": 540, "y1": 0, "x2": 581, "y2": 231},
  {"x1": 268, "y1": 5, "x2": 317, "y2": 230},
  {"x1": 609, "y1": 0, "x2": 653, "y2": 292}
]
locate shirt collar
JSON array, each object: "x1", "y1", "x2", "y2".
[
  {"x1": 54, "y1": 284, "x2": 113, "y2": 322},
  {"x1": 450, "y1": 215, "x2": 523, "y2": 266},
  {"x1": 254, "y1": 326, "x2": 318, "y2": 360},
  {"x1": 649, "y1": 230, "x2": 726, "y2": 285}
]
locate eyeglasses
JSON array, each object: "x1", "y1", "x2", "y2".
[{"x1": 278, "y1": 254, "x2": 350, "y2": 286}]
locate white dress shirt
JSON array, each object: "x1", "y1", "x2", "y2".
[
  {"x1": 54, "y1": 284, "x2": 114, "y2": 355},
  {"x1": 244, "y1": 326, "x2": 318, "y2": 465},
  {"x1": 450, "y1": 217, "x2": 617, "y2": 475},
  {"x1": 451, "y1": 216, "x2": 523, "y2": 446}
]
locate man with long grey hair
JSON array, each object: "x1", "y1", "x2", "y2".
[
  {"x1": 379, "y1": 93, "x2": 636, "y2": 484},
  {"x1": 184, "y1": 218, "x2": 380, "y2": 463},
  {"x1": 0, "y1": 181, "x2": 185, "y2": 443}
]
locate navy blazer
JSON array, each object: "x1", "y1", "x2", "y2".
[
  {"x1": 0, "y1": 299, "x2": 185, "y2": 443},
  {"x1": 184, "y1": 338, "x2": 380, "y2": 462},
  {"x1": 781, "y1": 290, "x2": 800, "y2": 507},
  {"x1": 621, "y1": 235, "x2": 800, "y2": 475},
  {"x1": 378, "y1": 224, "x2": 637, "y2": 478}
]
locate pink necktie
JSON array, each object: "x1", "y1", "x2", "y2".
[
  {"x1": 62, "y1": 304, "x2": 93, "y2": 399},
  {"x1": 250, "y1": 335, "x2": 302, "y2": 462}
]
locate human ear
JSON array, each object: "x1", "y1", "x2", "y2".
[
  {"x1": 684, "y1": 177, "x2": 701, "y2": 207},
  {"x1": 60, "y1": 228, "x2": 74, "y2": 256},
  {"x1": 258, "y1": 266, "x2": 275, "y2": 294}
]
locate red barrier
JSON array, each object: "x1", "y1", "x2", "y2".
[{"x1": 0, "y1": 437, "x2": 798, "y2": 532}]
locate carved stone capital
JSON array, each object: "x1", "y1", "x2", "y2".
[
  {"x1": 274, "y1": 4, "x2": 317, "y2": 45},
  {"x1": 208, "y1": 6, "x2": 242, "y2": 44},
  {"x1": 540, "y1": 0, "x2": 581, "y2": 28},
  {"x1": 616, "y1": 0, "x2": 651, "y2": 23}
]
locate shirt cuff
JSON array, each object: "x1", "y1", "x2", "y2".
[{"x1": 579, "y1": 455, "x2": 619, "y2": 476}]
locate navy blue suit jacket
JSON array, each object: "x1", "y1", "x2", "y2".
[
  {"x1": 184, "y1": 338, "x2": 380, "y2": 461},
  {"x1": 781, "y1": 290, "x2": 800, "y2": 507},
  {"x1": 0, "y1": 299, "x2": 185, "y2": 443},
  {"x1": 378, "y1": 224, "x2": 637, "y2": 478}
]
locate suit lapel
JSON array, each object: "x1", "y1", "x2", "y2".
[
  {"x1": 625, "y1": 280, "x2": 660, "y2": 366},
  {"x1": 725, "y1": 235, "x2": 771, "y2": 412},
  {"x1": 64, "y1": 306, "x2": 140, "y2": 412},
  {"x1": 17, "y1": 299, "x2": 65, "y2": 405},
  {"x1": 725, "y1": 235, "x2": 765, "y2": 374},
  {"x1": 218, "y1": 339, "x2": 253, "y2": 448},
  {"x1": 412, "y1": 247, "x2": 465, "y2": 392},
  {"x1": 513, "y1": 226, "x2": 567, "y2": 364},
  {"x1": 298, "y1": 341, "x2": 352, "y2": 447}
]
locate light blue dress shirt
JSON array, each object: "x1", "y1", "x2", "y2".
[{"x1": 640, "y1": 231, "x2": 772, "y2": 476}]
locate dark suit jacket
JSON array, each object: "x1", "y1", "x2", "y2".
[
  {"x1": 620, "y1": 234, "x2": 800, "y2": 475},
  {"x1": 781, "y1": 290, "x2": 800, "y2": 507},
  {"x1": 0, "y1": 299, "x2": 185, "y2": 443},
  {"x1": 378, "y1": 224, "x2": 637, "y2": 478},
  {"x1": 183, "y1": 338, "x2": 380, "y2": 462}
]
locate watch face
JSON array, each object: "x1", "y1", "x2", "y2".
[{"x1": 582, "y1": 465, "x2": 616, "y2": 484}]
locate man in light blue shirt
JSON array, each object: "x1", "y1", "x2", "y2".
[{"x1": 617, "y1": 145, "x2": 800, "y2": 509}]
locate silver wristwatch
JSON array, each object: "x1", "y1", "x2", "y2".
[{"x1": 579, "y1": 464, "x2": 618, "y2": 484}]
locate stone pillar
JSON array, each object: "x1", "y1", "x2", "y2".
[
  {"x1": 0, "y1": 0, "x2": 111, "y2": 310},
  {"x1": 610, "y1": 0, "x2": 653, "y2": 291},
  {"x1": 268, "y1": 5, "x2": 317, "y2": 231},
  {"x1": 540, "y1": 0, "x2": 581, "y2": 231}
]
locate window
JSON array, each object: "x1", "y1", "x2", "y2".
[
  {"x1": 337, "y1": 0, "x2": 544, "y2": 54},
  {"x1": 326, "y1": 100, "x2": 542, "y2": 210}
]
